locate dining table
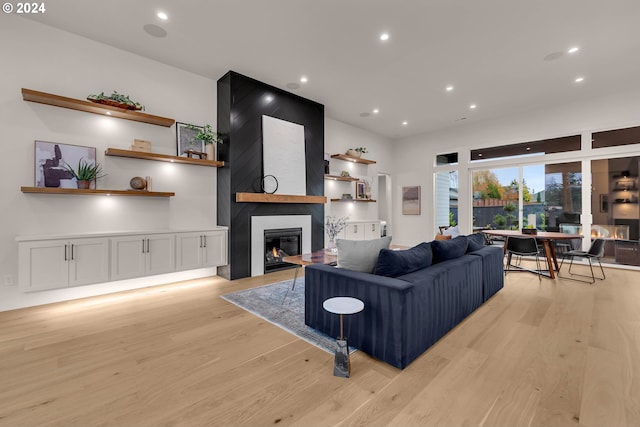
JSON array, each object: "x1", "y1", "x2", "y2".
[{"x1": 482, "y1": 230, "x2": 583, "y2": 279}]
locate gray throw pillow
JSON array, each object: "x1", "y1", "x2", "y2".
[{"x1": 337, "y1": 236, "x2": 393, "y2": 273}]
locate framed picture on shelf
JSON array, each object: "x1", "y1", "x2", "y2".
[
  {"x1": 402, "y1": 186, "x2": 421, "y2": 215},
  {"x1": 356, "y1": 181, "x2": 366, "y2": 199},
  {"x1": 176, "y1": 122, "x2": 204, "y2": 158},
  {"x1": 600, "y1": 194, "x2": 608, "y2": 213},
  {"x1": 34, "y1": 140, "x2": 97, "y2": 188}
]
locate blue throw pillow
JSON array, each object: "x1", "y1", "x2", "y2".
[
  {"x1": 467, "y1": 233, "x2": 486, "y2": 252},
  {"x1": 374, "y1": 242, "x2": 432, "y2": 278},
  {"x1": 431, "y1": 235, "x2": 468, "y2": 263}
]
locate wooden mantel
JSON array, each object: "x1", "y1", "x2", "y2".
[{"x1": 235, "y1": 193, "x2": 326, "y2": 204}]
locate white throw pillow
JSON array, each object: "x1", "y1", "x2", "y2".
[
  {"x1": 443, "y1": 225, "x2": 461, "y2": 238},
  {"x1": 336, "y1": 236, "x2": 393, "y2": 273}
]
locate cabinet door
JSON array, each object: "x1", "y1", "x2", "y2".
[
  {"x1": 19, "y1": 240, "x2": 69, "y2": 291},
  {"x1": 146, "y1": 234, "x2": 176, "y2": 275},
  {"x1": 175, "y1": 232, "x2": 203, "y2": 271},
  {"x1": 110, "y1": 236, "x2": 147, "y2": 280},
  {"x1": 68, "y1": 238, "x2": 109, "y2": 286},
  {"x1": 344, "y1": 223, "x2": 363, "y2": 240},
  {"x1": 202, "y1": 230, "x2": 227, "y2": 267},
  {"x1": 364, "y1": 222, "x2": 381, "y2": 240}
]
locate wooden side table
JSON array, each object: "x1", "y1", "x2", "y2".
[{"x1": 322, "y1": 297, "x2": 364, "y2": 378}]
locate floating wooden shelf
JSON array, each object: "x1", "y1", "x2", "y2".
[
  {"x1": 105, "y1": 148, "x2": 224, "y2": 167},
  {"x1": 324, "y1": 174, "x2": 358, "y2": 182},
  {"x1": 21, "y1": 187, "x2": 174, "y2": 197},
  {"x1": 330, "y1": 154, "x2": 376, "y2": 165},
  {"x1": 236, "y1": 193, "x2": 326, "y2": 204},
  {"x1": 22, "y1": 88, "x2": 175, "y2": 127},
  {"x1": 330, "y1": 198, "x2": 377, "y2": 203}
]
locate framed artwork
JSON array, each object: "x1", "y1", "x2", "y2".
[
  {"x1": 356, "y1": 181, "x2": 366, "y2": 199},
  {"x1": 402, "y1": 186, "x2": 421, "y2": 215},
  {"x1": 34, "y1": 140, "x2": 96, "y2": 188},
  {"x1": 262, "y1": 115, "x2": 306, "y2": 196},
  {"x1": 600, "y1": 194, "x2": 608, "y2": 213},
  {"x1": 176, "y1": 122, "x2": 204, "y2": 158}
]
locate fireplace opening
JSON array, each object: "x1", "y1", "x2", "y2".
[{"x1": 264, "y1": 227, "x2": 302, "y2": 273}]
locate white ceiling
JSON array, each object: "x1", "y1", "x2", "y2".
[{"x1": 22, "y1": 0, "x2": 640, "y2": 139}]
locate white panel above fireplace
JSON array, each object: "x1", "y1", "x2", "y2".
[
  {"x1": 251, "y1": 215, "x2": 311, "y2": 277},
  {"x1": 262, "y1": 115, "x2": 306, "y2": 196}
]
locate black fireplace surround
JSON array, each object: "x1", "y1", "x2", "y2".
[{"x1": 217, "y1": 71, "x2": 325, "y2": 280}]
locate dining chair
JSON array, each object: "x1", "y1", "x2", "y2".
[
  {"x1": 505, "y1": 236, "x2": 542, "y2": 280},
  {"x1": 558, "y1": 238, "x2": 606, "y2": 284}
]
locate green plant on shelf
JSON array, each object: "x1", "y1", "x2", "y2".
[
  {"x1": 186, "y1": 123, "x2": 223, "y2": 145},
  {"x1": 63, "y1": 159, "x2": 106, "y2": 181},
  {"x1": 87, "y1": 90, "x2": 145, "y2": 111}
]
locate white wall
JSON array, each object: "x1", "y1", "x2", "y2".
[
  {"x1": 0, "y1": 18, "x2": 219, "y2": 310},
  {"x1": 391, "y1": 89, "x2": 640, "y2": 246},
  {"x1": 324, "y1": 118, "x2": 393, "y2": 230}
]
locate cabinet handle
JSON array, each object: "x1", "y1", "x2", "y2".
[
  {"x1": 199, "y1": 235, "x2": 203, "y2": 248},
  {"x1": 146, "y1": 238, "x2": 150, "y2": 253},
  {"x1": 372, "y1": 224, "x2": 375, "y2": 231},
  {"x1": 203, "y1": 235, "x2": 207, "y2": 248},
  {"x1": 64, "y1": 244, "x2": 68, "y2": 261},
  {"x1": 71, "y1": 244, "x2": 75, "y2": 260},
  {"x1": 354, "y1": 225, "x2": 358, "y2": 233},
  {"x1": 142, "y1": 239, "x2": 146, "y2": 253}
]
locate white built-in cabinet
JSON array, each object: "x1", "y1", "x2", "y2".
[
  {"x1": 18, "y1": 237, "x2": 109, "y2": 291},
  {"x1": 176, "y1": 231, "x2": 227, "y2": 271},
  {"x1": 110, "y1": 234, "x2": 176, "y2": 281},
  {"x1": 335, "y1": 220, "x2": 381, "y2": 241},
  {"x1": 17, "y1": 228, "x2": 228, "y2": 292}
]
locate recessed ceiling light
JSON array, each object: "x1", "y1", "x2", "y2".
[
  {"x1": 568, "y1": 46, "x2": 579, "y2": 54},
  {"x1": 575, "y1": 76, "x2": 584, "y2": 83},
  {"x1": 478, "y1": 153, "x2": 483, "y2": 157},
  {"x1": 373, "y1": 109, "x2": 379, "y2": 114},
  {"x1": 380, "y1": 33, "x2": 389, "y2": 41},
  {"x1": 157, "y1": 11, "x2": 168, "y2": 20},
  {"x1": 470, "y1": 104, "x2": 477, "y2": 109},
  {"x1": 402, "y1": 121, "x2": 408, "y2": 126},
  {"x1": 300, "y1": 76, "x2": 308, "y2": 83},
  {"x1": 446, "y1": 85, "x2": 454, "y2": 92}
]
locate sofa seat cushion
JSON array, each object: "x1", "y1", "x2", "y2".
[
  {"x1": 431, "y1": 235, "x2": 468, "y2": 263},
  {"x1": 374, "y1": 242, "x2": 432, "y2": 278},
  {"x1": 336, "y1": 235, "x2": 392, "y2": 273}
]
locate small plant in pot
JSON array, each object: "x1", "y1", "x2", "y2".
[
  {"x1": 187, "y1": 124, "x2": 222, "y2": 160},
  {"x1": 63, "y1": 159, "x2": 106, "y2": 189},
  {"x1": 346, "y1": 147, "x2": 367, "y2": 158}
]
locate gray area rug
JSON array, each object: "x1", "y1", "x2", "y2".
[{"x1": 221, "y1": 278, "x2": 354, "y2": 354}]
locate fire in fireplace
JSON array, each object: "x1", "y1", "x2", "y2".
[{"x1": 264, "y1": 228, "x2": 302, "y2": 273}]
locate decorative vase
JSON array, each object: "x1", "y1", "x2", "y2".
[
  {"x1": 326, "y1": 238, "x2": 338, "y2": 254},
  {"x1": 205, "y1": 144, "x2": 215, "y2": 161},
  {"x1": 76, "y1": 180, "x2": 91, "y2": 189},
  {"x1": 346, "y1": 149, "x2": 361, "y2": 158}
]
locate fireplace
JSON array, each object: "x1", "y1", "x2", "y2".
[{"x1": 264, "y1": 228, "x2": 302, "y2": 272}]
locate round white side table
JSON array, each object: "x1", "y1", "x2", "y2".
[{"x1": 322, "y1": 297, "x2": 364, "y2": 378}]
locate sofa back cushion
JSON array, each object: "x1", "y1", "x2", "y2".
[
  {"x1": 373, "y1": 242, "x2": 432, "y2": 278},
  {"x1": 431, "y1": 235, "x2": 468, "y2": 263},
  {"x1": 466, "y1": 232, "x2": 486, "y2": 252},
  {"x1": 337, "y1": 236, "x2": 392, "y2": 273}
]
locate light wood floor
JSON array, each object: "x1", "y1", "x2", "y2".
[{"x1": 0, "y1": 263, "x2": 638, "y2": 427}]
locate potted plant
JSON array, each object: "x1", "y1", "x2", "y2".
[
  {"x1": 187, "y1": 124, "x2": 222, "y2": 160},
  {"x1": 86, "y1": 90, "x2": 145, "y2": 111},
  {"x1": 346, "y1": 147, "x2": 367, "y2": 158},
  {"x1": 63, "y1": 159, "x2": 106, "y2": 189},
  {"x1": 325, "y1": 215, "x2": 349, "y2": 254}
]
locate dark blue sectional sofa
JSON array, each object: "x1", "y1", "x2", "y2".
[{"x1": 304, "y1": 234, "x2": 504, "y2": 369}]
